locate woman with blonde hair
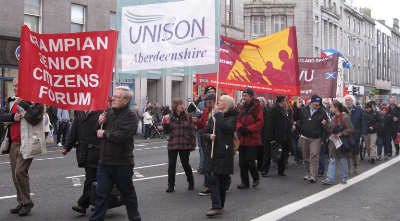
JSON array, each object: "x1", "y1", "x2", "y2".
[
  {"x1": 203, "y1": 95, "x2": 237, "y2": 217},
  {"x1": 164, "y1": 98, "x2": 196, "y2": 193}
]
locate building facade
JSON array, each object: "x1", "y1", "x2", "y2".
[{"x1": 244, "y1": 0, "x2": 400, "y2": 103}]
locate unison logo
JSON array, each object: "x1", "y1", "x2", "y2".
[{"x1": 125, "y1": 10, "x2": 207, "y2": 45}]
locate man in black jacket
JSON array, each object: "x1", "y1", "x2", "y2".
[
  {"x1": 62, "y1": 110, "x2": 102, "y2": 214},
  {"x1": 364, "y1": 102, "x2": 379, "y2": 163},
  {"x1": 90, "y1": 86, "x2": 140, "y2": 221},
  {"x1": 263, "y1": 96, "x2": 292, "y2": 176},
  {"x1": 298, "y1": 95, "x2": 329, "y2": 183}
]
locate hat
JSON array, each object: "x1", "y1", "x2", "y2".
[
  {"x1": 243, "y1": 88, "x2": 254, "y2": 97},
  {"x1": 310, "y1": 94, "x2": 321, "y2": 103},
  {"x1": 381, "y1": 105, "x2": 389, "y2": 112},
  {"x1": 366, "y1": 102, "x2": 373, "y2": 109},
  {"x1": 205, "y1": 86, "x2": 216, "y2": 94},
  {"x1": 276, "y1": 95, "x2": 286, "y2": 104},
  {"x1": 204, "y1": 93, "x2": 216, "y2": 101}
]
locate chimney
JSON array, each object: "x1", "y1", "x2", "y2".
[
  {"x1": 394, "y1": 18, "x2": 399, "y2": 31},
  {"x1": 360, "y1": 8, "x2": 371, "y2": 17}
]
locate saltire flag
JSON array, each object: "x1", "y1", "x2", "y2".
[
  {"x1": 321, "y1": 49, "x2": 351, "y2": 69},
  {"x1": 197, "y1": 26, "x2": 300, "y2": 96}
]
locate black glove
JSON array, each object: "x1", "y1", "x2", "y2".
[{"x1": 239, "y1": 126, "x2": 250, "y2": 136}]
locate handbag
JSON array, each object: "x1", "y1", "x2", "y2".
[
  {"x1": 270, "y1": 140, "x2": 283, "y2": 162},
  {"x1": 0, "y1": 128, "x2": 10, "y2": 154}
]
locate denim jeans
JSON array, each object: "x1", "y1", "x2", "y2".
[
  {"x1": 196, "y1": 131, "x2": 204, "y2": 170},
  {"x1": 207, "y1": 173, "x2": 230, "y2": 209},
  {"x1": 377, "y1": 136, "x2": 383, "y2": 158},
  {"x1": 318, "y1": 142, "x2": 327, "y2": 175},
  {"x1": 90, "y1": 165, "x2": 141, "y2": 221},
  {"x1": 326, "y1": 157, "x2": 348, "y2": 182}
]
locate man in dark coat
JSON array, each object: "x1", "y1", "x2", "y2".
[
  {"x1": 364, "y1": 102, "x2": 379, "y2": 163},
  {"x1": 263, "y1": 96, "x2": 292, "y2": 176},
  {"x1": 62, "y1": 110, "x2": 103, "y2": 214},
  {"x1": 90, "y1": 86, "x2": 140, "y2": 221},
  {"x1": 298, "y1": 94, "x2": 329, "y2": 183},
  {"x1": 236, "y1": 88, "x2": 264, "y2": 189},
  {"x1": 388, "y1": 98, "x2": 400, "y2": 156}
]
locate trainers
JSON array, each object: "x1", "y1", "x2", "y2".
[
  {"x1": 321, "y1": 178, "x2": 334, "y2": 185},
  {"x1": 18, "y1": 203, "x2": 33, "y2": 216},
  {"x1": 309, "y1": 176, "x2": 316, "y2": 183},
  {"x1": 206, "y1": 209, "x2": 223, "y2": 217},
  {"x1": 10, "y1": 205, "x2": 22, "y2": 214},
  {"x1": 198, "y1": 187, "x2": 210, "y2": 196},
  {"x1": 57, "y1": 142, "x2": 62, "y2": 147},
  {"x1": 72, "y1": 205, "x2": 86, "y2": 215},
  {"x1": 340, "y1": 179, "x2": 347, "y2": 184},
  {"x1": 237, "y1": 183, "x2": 249, "y2": 189},
  {"x1": 303, "y1": 175, "x2": 311, "y2": 181}
]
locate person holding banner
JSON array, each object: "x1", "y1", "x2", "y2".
[
  {"x1": 0, "y1": 79, "x2": 45, "y2": 216},
  {"x1": 203, "y1": 95, "x2": 237, "y2": 217},
  {"x1": 90, "y1": 86, "x2": 141, "y2": 221},
  {"x1": 236, "y1": 88, "x2": 263, "y2": 189},
  {"x1": 164, "y1": 98, "x2": 196, "y2": 193}
]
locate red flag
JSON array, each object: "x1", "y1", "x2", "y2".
[
  {"x1": 198, "y1": 27, "x2": 300, "y2": 96},
  {"x1": 18, "y1": 25, "x2": 118, "y2": 111}
]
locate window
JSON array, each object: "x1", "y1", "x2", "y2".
[
  {"x1": 315, "y1": 16, "x2": 319, "y2": 37},
  {"x1": 347, "y1": 16, "x2": 351, "y2": 29},
  {"x1": 24, "y1": 0, "x2": 41, "y2": 33},
  {"x1": 272, "y1": 15, "x2": 287, "y2": 33},
  {"x1": 225, "y1": 0, "x2": 233, "y2": 26},
  {"x1": 252, "y1": 16, "x2": 265, "y2": 37},
  {"x1": 110, "y1": 12, "x2": 116, "y2": 30},
  {"x1": 315, "y1": 47, "x2": 319, "y2": 57},
  {"x1": 71, "y1": 4, "x2": 85, "y2": 33}
]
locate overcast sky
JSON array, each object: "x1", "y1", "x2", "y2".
[{"x1": 352, "y1": 0, "x2": 400, "y2": 27}]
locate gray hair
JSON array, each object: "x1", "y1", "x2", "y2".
[
  {"x1": 256, "y1": 97, "x2": 267, "y2": 107},
  {"x1": 344, "y1": 95, "x2": 355, "y2": 104},
  {"x1": 219, "y1": 95, "x2": 234, "y2": 112},
  {"x1": 115, "y1": 86, "x2": 133, "y2": 100}
]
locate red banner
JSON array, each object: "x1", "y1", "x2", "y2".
[
  {"x1": 197, "y1": 27, "x2": 300, "y2": 96},
  {"x1": 18, "y1": 25, "x2": 118, "y2": 111},
  {"x1": 299, "y1": 54, "x2": 339, "y2": 99}
]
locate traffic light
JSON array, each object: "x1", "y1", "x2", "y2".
[{"x1": 352, "y1": 86, "x2": 359, "y2": 95}]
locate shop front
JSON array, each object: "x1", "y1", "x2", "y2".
[{"x1": 0, "y1": 36, "x2": 19, "y2": 107}]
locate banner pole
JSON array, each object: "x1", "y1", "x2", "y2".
[{"x1": 210, "y1": 69, "x2": 219, "y2": 159}]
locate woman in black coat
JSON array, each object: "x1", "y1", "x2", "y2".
[{"x1": 203, "y1": 95, "x2": 237, "y2": 217}]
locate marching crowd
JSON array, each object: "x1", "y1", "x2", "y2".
[{"x1": 1, "y1": 79, "x2": 400, "y2": 220}]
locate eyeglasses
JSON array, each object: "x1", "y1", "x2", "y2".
[{"x1": 112, "y1": 95, "x2": 127, "y2": 99}]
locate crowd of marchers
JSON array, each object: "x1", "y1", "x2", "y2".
[{"x1": 1, "y1": 80, "x2": 400, "y2": 220}]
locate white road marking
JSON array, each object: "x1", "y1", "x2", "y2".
[
  {"x1": 133, "y1": 170, "x2": 197, "y2": 182},
  {"x1": 136, "y1": 144, "x2": 145, "y2": 147},
  {"x1": 252, "y1": 156, "x2": 400, "y2": 221},
  {"x1": 71, "y1": 177, "x2": 81, "y2": 187},
  {"x1": 0, "y1": 193, "x2": 35, "y2": 200},
  {"x1": 134, "y1": 171, "x2": 144, "y2": 178},
  {"x1": 0, "y1": 156, "x2": 64, "y2": 165},
  {"x1": 65, "y1": 163, "x2": 168, "y2": 179},
  {"x1": 135, "y1": 146, "x2": 165, "y2": 151}
]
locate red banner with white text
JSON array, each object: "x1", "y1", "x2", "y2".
[
  {"x1": 197, "y1": 27, "x2": 300, "y2": 96},
  {"x1": 18, "y1": 25, "x2": 118, "y2": 111}
]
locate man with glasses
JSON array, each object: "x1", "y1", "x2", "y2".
[
  {"x1": 90, "y1": 86, "x2": 141, "y2": 221},
  {"x1": 298, "y1": 95, "x2": 329, "y2": 183}
]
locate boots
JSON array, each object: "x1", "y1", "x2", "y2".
[{"x1": 166, "y1": 184, "x2": 174, "y2": 193}]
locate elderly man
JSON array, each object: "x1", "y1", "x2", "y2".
[
  {"x1": 90, "y1": 86, "x2": 141, "y2": 221},
  {"x1": 0, "y1": 79, "x2": 45, "y2": 216},
  {"x1": 298, "y1": 95, "x2": 329, "y2": 183},
  {"x1": 344, "y1": 95, "x2": 366, "y2": 174}
]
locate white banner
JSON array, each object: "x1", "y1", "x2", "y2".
[{"x1": 120, "y1": 0, "x2": 216, "y2": 72}]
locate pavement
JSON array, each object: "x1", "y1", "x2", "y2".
[{"x1": 0, "y1": 140, "x2": 400, "y2": 221}]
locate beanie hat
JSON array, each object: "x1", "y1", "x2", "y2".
[
  {"x1": 243, "y1": 88, "x2": 254, "y2": 97},
  {"x1": 204, "y1": 93, "x2": 216, "y2": 101},
  {"x1": 310, "y1": 94, "x2": 321, "y2": 103}
]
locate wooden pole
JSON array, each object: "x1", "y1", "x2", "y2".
[{"x1": 210, "y1": 70, "x2": 220, "y2": 159}]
